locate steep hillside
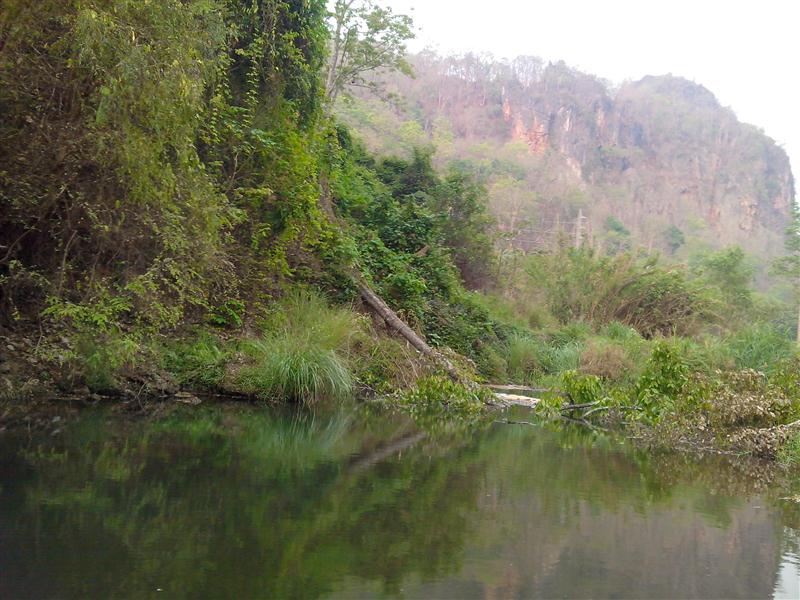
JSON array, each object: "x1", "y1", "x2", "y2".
[{"x1": 337, "y1": 52, "x2": 795, "y2": 264}]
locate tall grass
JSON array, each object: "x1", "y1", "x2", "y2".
[
  {"x1": 237, "y1": 340, "x2": 353, "y2": 402},
  {"x1": 506, "y1": 334, "x2": 582, "y2": 383},
  {"x1": 235, "y1": 290, "x2": 359, "y2": 403},
  {"x1": 721, "y1": 323, "x2": 795, "y2": 373}
]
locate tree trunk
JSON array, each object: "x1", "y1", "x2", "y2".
[
  {"x1": 356, "y1": 279, "x2": 461, "y2": 381},
  {"x1": 317, "y1": 176, "x2": 463, "y2": 382}
]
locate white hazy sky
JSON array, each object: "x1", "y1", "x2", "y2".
[{"x1": 384, "y1": 0, "x2": 800, "y2": 182}]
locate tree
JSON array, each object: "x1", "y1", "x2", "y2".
[
  {"x1": 695, "y1": 246, "x2": 754, "y2": 312},
  {"x1": 772, "y1": 201, "x2": 800, "y2": 344},
  {"x1": 324, "y1": 0, "x2": 414, "y2": 105}
]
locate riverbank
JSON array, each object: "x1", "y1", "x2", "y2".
[{"x1": 4, "y1": 322, "x2": 800, "y2": 471}]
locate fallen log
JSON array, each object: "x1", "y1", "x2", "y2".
[
  {"x1": 492, "y1": 393, "x2": 541, "y2": 408},
  {"x1": 356, "y1": 280, "x2": 462, "y2": 382},
  {"x1": 488, "y1": 384, "x2": 567, "y2": 397},
  {"x1": 319, "y1": 177, "x2": 463, "y2": 383}
]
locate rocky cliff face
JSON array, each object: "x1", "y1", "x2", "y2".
[{"x1": 338, "y1": 53, "x2": 795, "y2": 263}]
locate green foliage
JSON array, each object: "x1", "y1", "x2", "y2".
[
  {"x1": 398, "y1": 375, "x2": 489, "y2": 419},
  {"x1": 162, "y1": 334, "x2": 228, "y2": 389},
  {"x1": 664, "y1": 225, "x2": 685, "y2": 254},
  {"x1": 207, "y1": 300, "x2": 246, "y2": 329},
  {"x1": 325, "y1": 0, "x2": 415, "y2": 104},
  {"x1": 560, "y1": 370, "x2": 602, "y2": 405},
  {"x1": 237, "y1": 339, "x2": 353, "y2": 403},
  {"x1": 1, "y1": 0, "x2": 331, "y2": 331},
  {"x1": 723, "y1": 323, "x2": 795, "y2": 373},
  {"x1": 770, "y1": 356, "x2": 800, "y2": 401},
  {"x1": 76, "y1": 334, "x2": 140, "y2": 393},
  {"x1": 692, "y1": 246, "x2": 755, "y2": 312},
  {"x1": 526, "y1": 248, "x2": 710, "y2": 337},
  {"x1": 777, "y1": 432, "x2": 800, "y2": 467},
  {"x1": 635, "y1": 341, "x2": 690, "y2": 420},
  {"x1": 604, "y1": 216, "x2": 631, "y2": 255}
]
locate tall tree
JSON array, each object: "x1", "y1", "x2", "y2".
[{"x1": 324, "y1": 0, "x2": 414, "y2": 106}]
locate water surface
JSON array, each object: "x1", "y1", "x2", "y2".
[{"x1": 0, "y1": 405, "x2": 798, "y2": 599}]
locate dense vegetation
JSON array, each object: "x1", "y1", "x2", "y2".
[{"x1": 1, "y1": 0, "x2": 799, "y2": 464}]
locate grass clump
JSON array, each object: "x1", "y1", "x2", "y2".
[
  {"x1": 234, "y1": 290, "x2": 359, "y2": 404},
  {"x1": 723, "y1": 323, "x2": 795, "y2": 373},
  {"x1": 237, "y1": 340, "x2": 353, "y2": 403},
  {"x1": 777, "y1": 432, "x2": 800, "y2": 467}
]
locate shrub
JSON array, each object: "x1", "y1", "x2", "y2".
[
  {"x1": 162, "y1": 334, "x2": 228, "y2": 389},
  {"x1": 398, "y1": 375, "x2": 489, "y2": 418},
  {"x1": 579, "y1": 339, "x2": 633, "y2": 381},
  {"x1": 560, "y1": 370, "x2": 602, "y2": 405},
  {"x1": 76, "y1": 334, "x2": 139, "y2": 393},
  {"x1": 635, "y1": 341, "x2": 690, "y2": 420},
  {"x1": 526, "y1": 249, "x2": 711, "y2": 337}
]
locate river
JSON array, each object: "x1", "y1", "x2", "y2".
[{"x1": 0, "y1": 404, "x2": 798, "y2": 599}]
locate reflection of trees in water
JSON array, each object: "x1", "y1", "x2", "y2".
[
  {"x1": 401, "y1": 423, "x2": 788, "y2": 599},
  {"x1": 0, "y1": 408, "x2": 485, "y2": 599},
  {"x1": 0, "y1": 409, "x2": 794, "y2": 599}
]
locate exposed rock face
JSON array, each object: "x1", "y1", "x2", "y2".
[{"x1": 340, "y1": 53, "x2": 796, "y2": 263}]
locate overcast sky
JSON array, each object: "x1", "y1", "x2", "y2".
[{"x1": 384, "y1": 0, "x2": 799, "y2": 182}]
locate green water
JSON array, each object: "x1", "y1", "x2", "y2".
[{"x1": 0, "y1": 405, "x2": 798, "y2": 599}]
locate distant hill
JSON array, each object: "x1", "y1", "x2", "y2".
[{"x1": 336, "y1": 52, "x2": 795, "y2": 267}]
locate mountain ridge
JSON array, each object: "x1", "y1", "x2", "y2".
[{"x1": 337, "y1": 52, "x2": 795, "y2": 267}]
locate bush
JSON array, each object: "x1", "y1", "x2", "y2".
[
  {"x1": 162, "y1": 334, "x2": 228, "y2": 390},
  {"x1": 579, "y1": 339, "x2": 633, "y2": 381},
  {"x1": 635, "y1": 341, "x2": 690, "y2": 420},
  {"x1": 398, "y1": 375, "x2": 489, "y2": 418},
  {"x1": 76, "y1": 334, "x2": 139, "y2": 393},
  {"x1": 560, "y1": 370, "x2": 602, "y2": 405},
  {"x1": 526, "y1": 249, "x2": 711, "y2": 337}
]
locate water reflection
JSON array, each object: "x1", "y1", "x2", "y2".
[{"x1": 0, "y1": 405, "x2": 797, "y2": 599}]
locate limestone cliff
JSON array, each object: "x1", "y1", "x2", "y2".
[{"x1": 337, "y1": 53, "x2": 795, "y2": 264}]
